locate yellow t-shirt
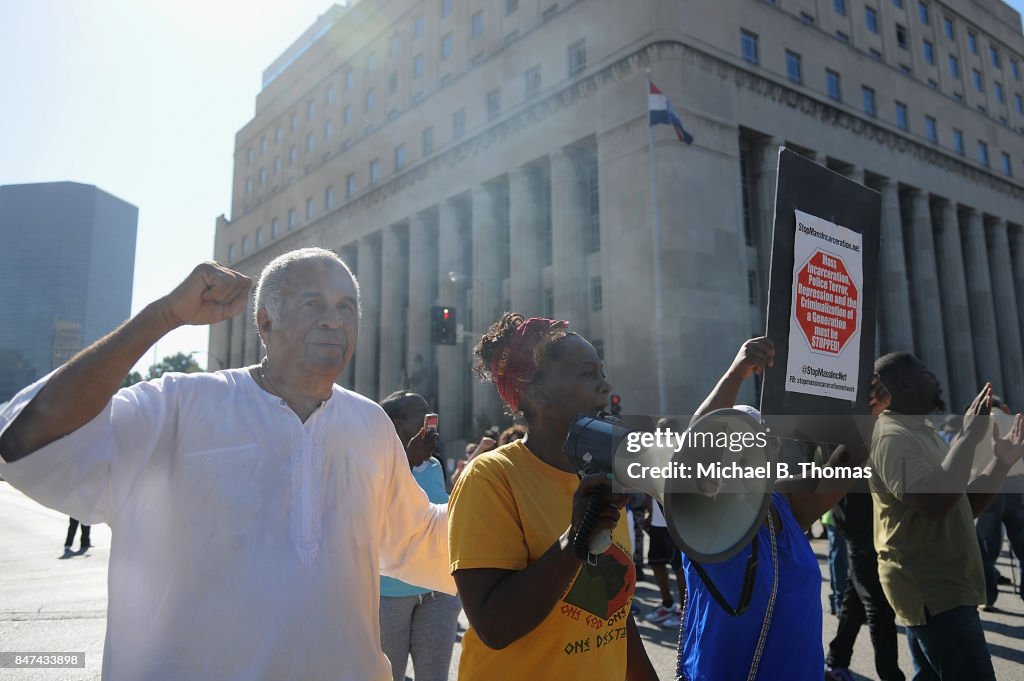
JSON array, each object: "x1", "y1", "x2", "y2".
[{"x1": 448, "y1": 440, "x2": 635, "y2": 681}]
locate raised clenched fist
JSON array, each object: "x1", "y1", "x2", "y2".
[{"x1": 158, "y1": 262, "x2": 253, "y2": 328}]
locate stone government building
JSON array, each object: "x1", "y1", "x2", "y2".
[{"x1": 211, "y1": 0, "x2": 1024, "y2": 443}]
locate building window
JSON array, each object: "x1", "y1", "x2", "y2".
[
  {"x1": 289, "y1": 145, "x2": 297, "y2": 164},
  {"x1": 786, "y1": 50, "x2": 802, "y2": 84},
  {"x1": 413, "y1": 54, "x2": 424, "y2": 78},
  {"x1": 834, "y1": 0, "x2": 846, "y2": 16},
  {"x1": 366, "y1": 89, "x2": 375, "y2": 111},
  {"x1": 273, "y1": 157, "x2": 281, "y2": 175},
  {"x1": 866, "y1": 7, "x2": 879, "y2": 33},
  {"x1": 949, "y1": 55, "x2": 960, "y2": 79},
  {"x1": 739, "y1": 150, "x2": 752, "y2": 245},
  {"x1": 978, "y1": 140, "x2": 989, "y2": 166},
  {"x1": 271, "y1": 218, "x2": 280, "y2": 238},
  {"x1": 241, "y1": 236, "x2": 250, "y2": 256},
  {"x1": 968, "y1": 31, "x2": 978, "y2": 54},
  {"x1": 472, "y1": 11, "x2": 484, "y2": 37},
  {"x1": 918, "y1": 1, "x2": 929, "y2": 24},
  {"x1": 228, "y1": 243, "x2": 236, "y2": 263},
  {"x1": 366, "y1": 52, "x2": 375, "y2": 74},
  {"x1": 306, "y1": 100, "x2": 315, "y2": 120},
  {"x1": 305, "y1": 197, "x2": 315, "y2": 220},
  {"x1": 246, "y1": 147, "x2": 253, "y2": 164},
  {"x1": 862, "y1": 86, "x2": 877, "y2": 116},
  {"x1": 991, "y1": 46, "x2": 1001, "y2": 69},
  {"x1": 584, "y1": 155, "x2": 599, "y2": 253},
  {"x1": 346, "y1": 173, "x2": 356, "y2": 198},
  {"x1": 325, "y1": 185, "x2": 335, "y2": 210},
  {"x1": 370, "y1": 159, "x2": 380, "y2": 185},
  {"x1": 826, "y1": 69, "x2": 842, "y2": 101},
  {"x1": 275, "y1": 126, "x2": 282, "y2": 143},
  {"x1": 973, "y1": 69, "x2": 984, "y2": 92},
  {"x1": 306, "y1": 132, "x2": 314, "y2": 153},
  {"x1": 953, "y1": 128, "x2": 964, "y2": 154},
  {"x1": 893, "y1": 0, "x2": 902, "y2": 9},
  {"x1": 343, "y1": 105, "x2": 352, "y2": 126},
  {"x1": 245, "y1": 176, "x2": 252, "y2": 193},
  {"x1": 394, "y1": 143, "x2": 406, "y2": 170},
  {"x1": 260, "y1": 137, "x2": 267, "y2": 154},
  {"x1": 422, "y1": 127, "x2": 434, "y2": 155},
  {"x1": 943, "y1": 16, "x2": 954, "y2": 39},
  {"x1": 1012, "y1": 59, "x2": 1020, "y2": 80},
  {"x1": 324, "y1": 119, "x2": 333, "y2": 140},
  {"x1": 390, "y1": 34, "x2": 400, "y2": 58},
  {"x1": 568, "y1": 39, "x2": 586, "y2": 76},
  {"x1": 452, "y1": 108, "x2": 466, "y2": 139},
  {"x1": 995, "y1": 82, "x2": 1005, "y2": 103},
  {"x1": 896, "y1": 24, "x2": 908, "y2": 49},
  {"x1": 1016, "y1": 93, "x2": 1023, "y2": 114},
  {"x1": 506, "y1": 0, "x2": 518, "y2": 15},
  {"x1": 389, "y1": 72, "x2": 398, "y2": 94},
  {"x1": 925, "y1": 115, "x2": 938, "y2": 142},
  {"x1": 256, "y1": 227, "x2": 264, "y2": 247},
  {"x1": 414, "y1": 15, "x2": 424, "y2": 37},
  {"x1": 525, "y1": 66, "x2": 542, "y2": 98},
  {"x1": 486, "y1": 89, "x2": 501, "y2": 120},
  {"x1": 591, "y1": 277, "x2": 603, "y2": 311},
  {"x1": 345, "y1": 70, "x2": 354, "y2": 91},
  {"x1": 441, "y1": 0, "x2": 452, "y2": 18},
  {"x1": 895, "y1": 101, "x2": 909, "y2": 130},
  {"x1": 1002, "y1": 151, "x2": 1013, "y2": 176},
  {"x1": 543, "y1": 287, "x2": 554, "y2": 317},
  {"x1": 441, "y1": 33, "x2": 453, "y2": 59},
  {"x1": 288, "y1": 208, "x2": 296, "y2": 229},
  {"x1": 741, "y1": 30, "x2": 759, "y2": 65},
  {"x1": 258, "y1": 167, "x2": 266, "y2": 185},
  {"x1": 923, "y1": 40, "x2": 934, "y2": 65}
]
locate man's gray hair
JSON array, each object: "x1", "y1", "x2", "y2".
[{"x1": 253, "y1": 247, "x2": 359, "y2": 329}]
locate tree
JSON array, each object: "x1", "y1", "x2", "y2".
[
  {"x1": 146, "y1": 352, "x2": 202, "y2": 380},
  {"x1": 120, "y1": 371, "x2": 143, "y2": 389}
]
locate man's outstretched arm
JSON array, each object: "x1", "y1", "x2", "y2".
[{"x1": 0, "y1": 262, "x2": 250, "y2": 462}]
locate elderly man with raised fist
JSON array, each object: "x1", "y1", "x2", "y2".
[{"x1": 0, "y1": 247, "x2": 453, "y2": 681}]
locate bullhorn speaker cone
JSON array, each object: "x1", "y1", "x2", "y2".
[{"x1": 565, "y1": 408, "x2": 774, "y2": 564}]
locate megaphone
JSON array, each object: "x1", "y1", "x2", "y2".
[{"x1": 564, "y1": 408, "x2": 774, "y2": 564}]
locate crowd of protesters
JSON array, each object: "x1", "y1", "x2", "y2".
[{"x1": 1, "y1": 247, "x2": 1022, "y2": 681}]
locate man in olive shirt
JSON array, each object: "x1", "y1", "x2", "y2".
[{"x1": 870, "y1": 352, "x2": 1024, "y2": 681}]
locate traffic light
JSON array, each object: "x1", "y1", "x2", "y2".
[
  {"x1": 431, "y1": 306, "x2": 457, "y2": 345},
  {"x1": 609, "y1": 394, "x2": 622, "y2": 416}
]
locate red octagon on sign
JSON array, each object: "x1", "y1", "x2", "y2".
[{"x1": 794, "y1": 250, "x2": 859, "y2": 356}]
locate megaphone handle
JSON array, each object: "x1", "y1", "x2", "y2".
[{"x1": 572, "y1": 494, "x2": 611, "y2": 561}]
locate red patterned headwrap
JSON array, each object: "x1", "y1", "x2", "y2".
[{"x1": 490, "y1": 317, "x2": 570, "y2": 412}]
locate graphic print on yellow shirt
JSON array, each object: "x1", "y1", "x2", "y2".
[{"x1": 448, "y1": 440, "x2": 635, "y2": 680}]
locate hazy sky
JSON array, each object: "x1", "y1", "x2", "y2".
[{"x1": 3, "y1": 0, "x2": 1023, "y2": 374}]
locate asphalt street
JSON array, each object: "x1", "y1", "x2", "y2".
[{"x1": 1, "y1": 482, "x2": 1022, "y2": 680}]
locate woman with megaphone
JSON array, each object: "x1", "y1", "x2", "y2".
[
  {"x1": 673, "y1": 337, "x2": 890, "y2": 681},
  {"x1": 447, "y1": 313, "x2": 660, "y2": 681}
]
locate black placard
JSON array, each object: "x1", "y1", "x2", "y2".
[{"x1": 759, "y1": 148, "x2": 881, "y2": 438}]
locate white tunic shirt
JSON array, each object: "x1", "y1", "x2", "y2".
[{"x1": 0, "y1": 369, "x2": 454, "y2": 681}]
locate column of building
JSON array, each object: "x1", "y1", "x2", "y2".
[
  {"x1": 903, "y1": 189, "x2": 950, "y2": 397},
  {"x1": 754, "y1": 138, "x2": 781, "y2": 311},
  {"x1": 436, "y1": 199, "x2": 468, "y2": 440},
  {"x1": 509, "y1": 165, "x2": 544, "y2": 316},
  {"x1": 338, "y1": 244, "x2": 358, "y2": 388},
  {"x1": 378, "y1": 223, "x2": 406, "y2": 397},
  {"x1": 1011, "y1": 224, "x2": 1024, "y2": 351},
  {"x1": 407, "y1": 212, "x2": 436, "y2": 403},
  {"x1": 961, "y1": 208, "x2": 1003, "y2": 395},
  {"x1": 932, "y1": 199, "x2": 978, "y2": 409},
  {"x1": 877, "y1": 178, "x2": 914, "y2": 354},
  {"x1": 985, "y1": 217, "x2": 1024, "y2": 409},
  {"x1": 550, "y1": 148, "x2": 588, "y2": 328},
  {"x1": 471, "y1": 183, "x2": 504, "y2": 425},
  {"x1": 354, "y1": 234, "x2": 381, "y2": 400}
]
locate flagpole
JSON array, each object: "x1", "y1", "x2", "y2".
[{"x1": 646, "y1": 69, "x2": 668, "y2": 415}]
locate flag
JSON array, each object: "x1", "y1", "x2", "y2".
[{"x1": 648, "y1": 81, "x2": 694, "y2": 144}]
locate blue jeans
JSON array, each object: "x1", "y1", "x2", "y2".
[
  {"x1": 975, "y1": 492, "x2": 1024, "y2": 605},
  {"x1": 827, "y1": 524, "x2": 848, "y2": 615},
  {"x1": 905, "y1": 605, "x2": 995, "y2": 681}
]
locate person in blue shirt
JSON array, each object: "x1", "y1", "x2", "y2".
[
  {"x1": 378, "y1": 391, "x2": 461, "y2": 681},
  {"x1": 674, "y1": 338, "x2": 888, "y2": 681}
]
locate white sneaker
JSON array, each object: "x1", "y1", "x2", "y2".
[
  {"x1": 643, "y1": 604, "x2": 679, "y2": 624},
  {"x1": 659, "y1": 613, "x2": 682, "y2": 629}
]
